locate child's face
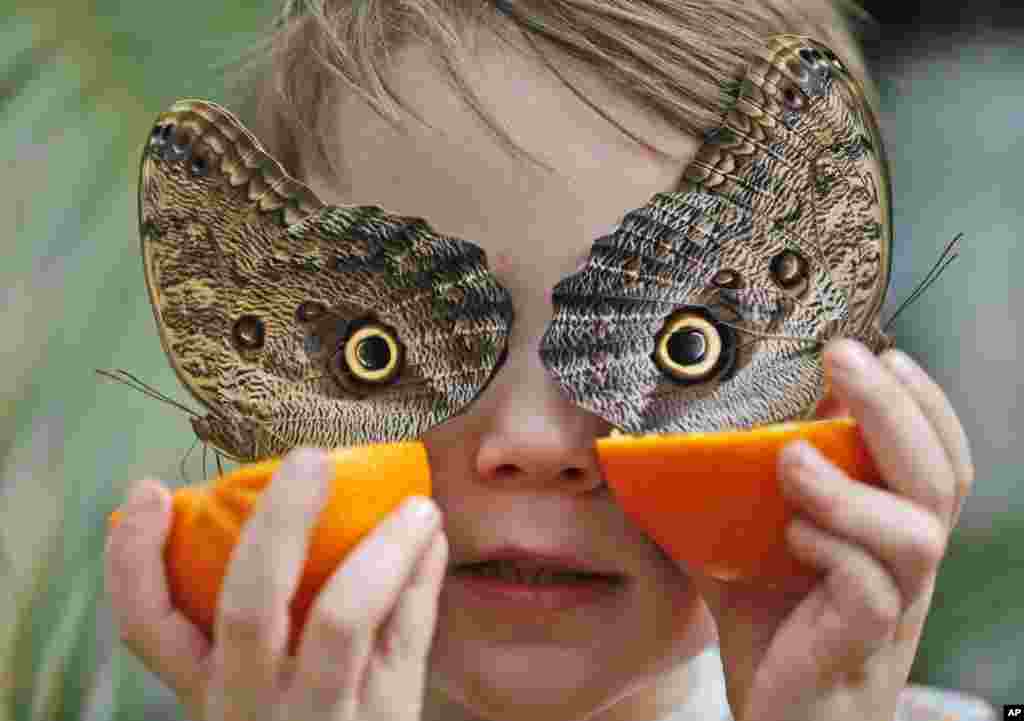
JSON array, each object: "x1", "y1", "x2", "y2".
[{"x1": 303, "y1": 30, "x2": 717, "y2": 721}]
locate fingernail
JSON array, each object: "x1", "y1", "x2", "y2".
[
  {"x1": 287, "y1": 447, "x2": 331, "y2": 482},
  {"x1": 829, "y1": 340, "x2": 874, "y2": 376},
  {"x1": 883, "y1": 349, "x2": 919, "y2": 384},
  {"x1": 125, "y1": 481, "x2": 162, "y2": 512},
  {"x1": 289, "y1": 449, "x2": 334, "y2": 508},
  {"x1": 403, "y1": 496, "x2": 438, "y2": 523},
  {"x1": 780, "y1": 440, "x2": 814, "y2": 471}
]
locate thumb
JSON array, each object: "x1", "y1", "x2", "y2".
[
  {"x1": 690, "y1": 573, "x2": 810, "y2": 719},
  {"x1": 105, "y1": 479, "x2": 173, "y2": 622},
  {"x1": 691, "y1": 574, "x2": 767, "y2": 718},
  {"x1": 104, "y1": 479, "x2": 211, "y2": 703}
]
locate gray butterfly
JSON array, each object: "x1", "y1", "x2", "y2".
[{"x1": 540, "y1": 35, "x2": 894, "y2": 433}]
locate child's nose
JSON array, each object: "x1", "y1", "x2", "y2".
[{"x1": 472, "y1": 377, "x2": 610, "y2": 494}]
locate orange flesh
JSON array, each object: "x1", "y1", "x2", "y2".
[
  {"x1": 596, "y1": 417, "x2": 881, "y2": 582},
  {"x1": 108, "y1": 441, "x2": 431, "y2": 654}
]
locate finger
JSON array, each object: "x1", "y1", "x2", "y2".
[
  {"x1": 208, "y1": 448, "x2": 333, "y2": 720},
  {"x1": 880, "y1": 349, "x2": 975, "y2": 528},
  {"x1": 285, "y1": 495, "x2": 441, "y2": 715},
  {"x1": 375, "y1": 528, "x2": 448, "y2": 660},
  {"x1": 780, "y1": 441, "x2": 947, "y2": 606},
  {"x1": 813, "y1": 391, "x2": 851, "y2": 420},
  {"x1": 104, "y1": 479, "x2": 211, "y2": 700},
  {"x1": 824, "y1": 340, "x2": 957, "y2": 523},
  {"x1": 361, "y1": 528, "x2": 448, "y2": 708},
  {"x1": 786, "y1": 515, "x2": 902, "y2": 665},
  {"x1": 812, "y1": 363, "x2": 851, "y2": 420}
]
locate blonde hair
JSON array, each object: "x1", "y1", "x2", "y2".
[{"x1": 233, "y1": 0, "x2": 875, "y2": 185}]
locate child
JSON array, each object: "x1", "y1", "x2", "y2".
[{"x1": 105, "y1": 1, "x2": 989, "y2": 719}]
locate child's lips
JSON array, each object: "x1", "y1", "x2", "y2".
[
  {"x1": 449, "y1": 544, "x2": 627, "y2": 580},
  {"x1": 447, "y1": 559, "x2": 631, "y2": 615}
]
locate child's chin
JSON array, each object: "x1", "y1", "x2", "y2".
[
  {"x1": 426, "y1": 670, "x2": 629, "y2": 721},
  {"x1": 436, "y1": 640, "x2": 623, "y2": 703}
]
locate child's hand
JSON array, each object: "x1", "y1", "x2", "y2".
[
  {"x1": 105, "y1": 448, "x2": 447, "y2": 721},
  {"x1": 691, "y1": 339, "x2": 973, "y2": 721}
]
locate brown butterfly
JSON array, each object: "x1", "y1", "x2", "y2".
[
  {"x1": 135, "y1": 99, "x2": 513, "y2": 462},
  {"x1": 540, "y1": 35, "x2": 897, "y2": 433}
]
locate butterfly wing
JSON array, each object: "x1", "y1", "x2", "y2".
[
  {"x1": 540, "y1": 36, "x2": 892, "y2": 434},
  {"x1": 139, "y1": 100, "x2": 512, "y2": 460}
]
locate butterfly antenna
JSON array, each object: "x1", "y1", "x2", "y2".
[
  {"x1": 178, "y1": 436, "x2": 200, "y2": 485},
  {"x1": 883, "y1": 232, "x2": 962, "y2": 332},
  {"x1": 96, "y1": 369, "x2": 201, "y2": 417},
  {"x1": 196, "y1": 440, "x2": 229, "y2": 481}
]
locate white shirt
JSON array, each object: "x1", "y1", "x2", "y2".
[{"x1": 661, "y1": 645, "x2": 998, "y2": 721}]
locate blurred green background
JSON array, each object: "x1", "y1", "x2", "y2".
[{"x1": 0, "y1": 2, "x2": 1020, "y2": 720}]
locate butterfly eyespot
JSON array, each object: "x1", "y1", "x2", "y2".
[
  {"x1": 711, "y1": 269, "x2": 744, "y2": 289},
  {"x1": 653, "y1": 308, "x2": 737, "y2": 384},
  {"x1": 189, "y1": 153, "x2": 208, "y2": 176},
  {"x1": 339, "y1": 323, "x2": 404, "y2": 385},
  {"x1": 232, "y1": 315, "x2": 265, "y2": 351},
  {"x1": 150, "y1": 124, "x2": 169, "y2": 147},
  {"x1": 769, "y1": 249, "x2": 810, "y2": 293},
  {"x1": 782, "y1": 86, "x2": 805, "y2": 111},
  {"x1": 295, "y1": 300, "x2": 327, "y2": 323}
]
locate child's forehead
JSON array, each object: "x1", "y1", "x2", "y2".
[{"x1": 303, "y1": 36, "x2": 700, "y2": 288}]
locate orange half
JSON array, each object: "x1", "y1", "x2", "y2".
[
  {"x1": 596, "y1": 417, "x2": 880, "y2": 583},
  {"x1": 109, "y1": 441, "x2": 431, "y2": 653}
]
